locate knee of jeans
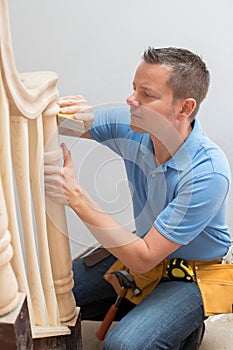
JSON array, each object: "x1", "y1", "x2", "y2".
[
  {"x1": 104, "y1": 329, "x2": 132, "y2": 350},
  {"x1": 103, "y1": 322, "x2": 182, "y2": 350}
]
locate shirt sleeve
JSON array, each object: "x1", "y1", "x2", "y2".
[
  {"x1": 154, "y1": 172, "x2": 230, "y2": 245},
  {"x1": 88, "y1": 106, "x2": 131, "y2": 156}
]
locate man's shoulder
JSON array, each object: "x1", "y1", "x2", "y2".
[
  {"x1": 188, "y1": 119, "x2": 230, "y2": 178},
  {"x1": 198, "y1": 134, "x2": 230, "y2": 179}
]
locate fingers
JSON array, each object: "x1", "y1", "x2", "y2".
[
  {"x1": 61, "y1": 143, "x2": 72, "y2": 168},
  {"x1": 57, "y1": 95, "x2": 87, "y2": 104},
  {"x1": 73, "y1": 111, "x2": 94, "y2": 125},
  {"x1": 44, "y1": 179, "x2": 68, "y2": 206},
  {"x1": 44, "y1": 145, "x2": 72, "y2": 172},
  {"x1": 71, "y1": 109, "x2": 94, "y2": 119},
  {"x1": 57, "y1": 95, "x2": 95, "y2": 133},
  {"x1": 61, "y1": 142, "x2": 68, "y2": 154},
  {"x1": 44, "y1": 165, "x2": 61, "y2": 175},
  {"x1": 44, "y1": 164, "x2": 66, "y2": 202},
  {"x1": 57, "y1": 95, "x2": 88, "y2": 109},
  {"x1": 59, "y1": 105, "x2": 92, "y2": 115},
  {"x1": 57, "y1": 95, "x2": 93, "y2": 120}
]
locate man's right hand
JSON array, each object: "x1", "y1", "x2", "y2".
[{"x1": 57, "y1": 95, "x2": 94, "y2": 137}]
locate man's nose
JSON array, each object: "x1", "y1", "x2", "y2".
[{"x1": 126, "y1": 92, "x2": 140, "y2": 106}]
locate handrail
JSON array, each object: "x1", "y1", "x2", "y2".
[{"x1": 0, "y1": 0, "x2": 59, "y2": 118}]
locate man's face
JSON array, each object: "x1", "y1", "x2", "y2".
[{"x1": 126, "y1": 61, "x2": 180, "y2": 136}]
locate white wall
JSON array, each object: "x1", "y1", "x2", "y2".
[{"x1": 8, "y1": 0, "x2": 233, "y2": 256}]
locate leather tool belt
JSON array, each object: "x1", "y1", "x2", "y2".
[
  {"x1": 104, "y1": 257, "x2": 233, "y2": 316},
  {"x1": 83, "y1": 247, "x2": 233, "y2": 316}
]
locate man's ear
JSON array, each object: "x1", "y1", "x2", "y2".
[{"x1": 178, "y1": 98, "x2": 196, "y2": 120}]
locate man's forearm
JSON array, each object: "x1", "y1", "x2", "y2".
[
  {"x1": 70, "y1": 188, "x2": 180, "y2": 274},
  {"x1": 72, "y1": 188, "x2": 139, "y2": 248},
  {"x1": 44, "y1": 143, "x2": 179, "y2": 273},
  {"x1": 70, "y1": 189, "x2": 154, "y2": 272}
]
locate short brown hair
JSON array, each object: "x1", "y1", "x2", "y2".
[{"x1": 143, "y1": 47, "x2": 210, "y2": 119}]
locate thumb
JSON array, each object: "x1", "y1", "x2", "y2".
[{"x1": 61, "y1": 143, "x2": 72, "y2": 167}]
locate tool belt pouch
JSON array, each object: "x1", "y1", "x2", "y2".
[
  {"x1": 103, "y1": 259, "x2": 167, "y2": 304},
  {"x1": 195, "y1": 263, "x2": 233, "y2": 316}
]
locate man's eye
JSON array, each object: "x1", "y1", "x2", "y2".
[{"x1": 144, "y1": 92, "x2": 154, "y2": 98}]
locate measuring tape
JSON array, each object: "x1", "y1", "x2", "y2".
[{"x1": 166, "y1": 258, "x2": 195, "y2": 282}]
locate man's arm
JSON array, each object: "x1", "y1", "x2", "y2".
[{"x1": 45, "y1": 143, "x2": 180, "y2": 274}]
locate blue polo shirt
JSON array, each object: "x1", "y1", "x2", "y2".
[{"x1": 89, "y1": 106, "x2": 231, "y2": 261}]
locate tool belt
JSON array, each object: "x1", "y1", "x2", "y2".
[{"x1": 104, "y1": 257, "x2": 233, "y2": 317}]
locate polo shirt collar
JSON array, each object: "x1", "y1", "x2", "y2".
[
  {"x1": 140, "y1": 119, "x2": 203, "y2": 171},
  {"x1": 168, "y1": 119, "x2": 203, "y2": 171}
]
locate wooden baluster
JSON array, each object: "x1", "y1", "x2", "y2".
[
  {"x1": 0, "y1": 175, "x2": 18, "y2": 316},
  {"x1": 43, "y1": 101, "x2": 76, "y2": 323},
  {"x1": 28, "y1": 116, "x2": 60, "y2": 326},
  {"x1": 10, "y1": 115, "x2": 48, "y2": 326},
  {"x1": 0, "y1": 70, "x2": 33, "y2": 322}
]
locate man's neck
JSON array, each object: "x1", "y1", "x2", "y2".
[{"x1": 151, "y1": 123, "x2": 193, "y2": 165}]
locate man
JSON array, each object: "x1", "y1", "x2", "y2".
[{"x1": 45, "y1": 47, "x2": 231, "y2": 349}]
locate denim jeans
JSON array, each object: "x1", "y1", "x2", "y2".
[{"x1": 72, "y1": 255, "x2": 205, "y2": 350}]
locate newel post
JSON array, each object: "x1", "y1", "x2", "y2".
[{"x1": 43, "y1": 101, "x2": 77, "y2": 323}]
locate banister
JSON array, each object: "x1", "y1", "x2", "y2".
[{"x1": 0, "y1": 0, "x2": 59, "y2": 118}]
